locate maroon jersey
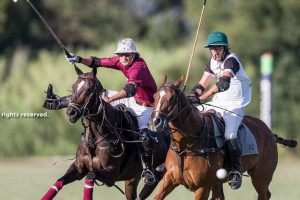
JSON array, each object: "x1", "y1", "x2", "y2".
[{"x1": 99, "y1": 56, "x2": 157, "y2": 104}]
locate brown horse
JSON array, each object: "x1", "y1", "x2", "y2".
[
  {"x1": 41, "y1": 67, "x2": 169, "y2": 200},
  {"x1": 149, "y1": 76, "x2": 297, "y2": 200}
]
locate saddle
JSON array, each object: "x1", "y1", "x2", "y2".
[
  {"x1": 114, "y1": 103, "x2": 139, "y2": 132},
  {"x1": 208, "y1": 110, "x2": 259, "y2": 156}
]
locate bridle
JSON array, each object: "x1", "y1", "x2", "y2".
[
  {"x1": 152, "y1": 84, "x2": 195, "y2": 135},
  {"x1": 67, "y1": 74, "x2": 142, "y2": 158},
  {"x1": 152, "y1": 83, "x2": 221, "y2": 155},
  {"x1": 153, "y1": 83, "x2": 224, "y2": 182},
  {"x1": 68, "y1": 75, "x2": 104, "y2": 118}
]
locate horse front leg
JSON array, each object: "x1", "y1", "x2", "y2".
[
  {"x1": 154, "y1": 172, "x2": 178, "y2": 200},
  {"x1": 81, "y1": 166, "x2": 120, "y2": 200},
  {"x1": 83, "y1": 172, "x2": 96, "y2": 200},
  {"x1": 41, "y1": 162, "x2": 87, "y2": 200},
  {"x1": 124, "y1": 178, "x2": 140, "y2": 200},
  {"x1": 194, "y1": 187, "x2": 211, "y2": 200},
  {"x1": 210, "y1": 184, "x2": 225, "y2": 200}
]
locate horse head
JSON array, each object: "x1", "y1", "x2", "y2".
[
  {"x1": 66, "y1": 66, "x2": 104, "y2": 123},
  {"x1": 150, "y1": 75, "x2": 187, "y2": 133}
]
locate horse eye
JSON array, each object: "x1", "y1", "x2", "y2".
[
  {"x1": 169, "y1": 96, "x2": 175, "y2": 103},
  {"x1": 87, "y1": 88, "x2": 93, "y2": 93}
]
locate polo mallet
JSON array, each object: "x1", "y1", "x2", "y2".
[
  {"x1": 12, "y1": 0, "x2": 71, "y2": 57},
  {"x1": 182, "y1": 0, "x2": 207, "y2": 92}
]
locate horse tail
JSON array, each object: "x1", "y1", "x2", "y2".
[{"x1": 274, "y1": 134, "x2": 297, "y2": 148}]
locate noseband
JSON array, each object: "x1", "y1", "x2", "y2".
[{"x1": 152, "y1": 84, "x2": 191, "y2": 125}]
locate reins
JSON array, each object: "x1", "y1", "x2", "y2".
[
  {"x1": 201, "y1": 102, "x2": 278, "y2": 136},
  {"x1": 70, "y1": 76, "x2": 146, "y2": 158},
  {"x1": 153, "y1": 84, "x2": 220, "y2": 156}
]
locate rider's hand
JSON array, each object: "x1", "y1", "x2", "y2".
[
  {"x1": 187, "y1": 94, "x2": 201, "y2": 105},
  {"x1": 65, "y1": 51, "x2": 82, "y2": 64},
  {"x1": 101, "y1": 91, "x2": 111, "y2": 103},
  {"x1": 43, "y1": 84, "x2": 60, "y2": 110},
  {"x1": 191, "y1": 83, "x2": 205, "y2": 97}
]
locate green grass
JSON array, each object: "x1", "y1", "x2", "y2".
[{"x1": 0, "y1": 156, "x2": 299, "y2": 200}]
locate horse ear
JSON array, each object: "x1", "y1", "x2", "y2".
[
  {"x1": 174, "y1": 76, "x2": 184, "y2": 87},
  {"x1": 161, "y1": 75, "x2": 167, "y2": 84},
  {"x1": 74, "y1": 65, "x2": 83, "y2": 76},
  {"x1": 92, "y1": 66, "x2": 97, "y2": 77}
]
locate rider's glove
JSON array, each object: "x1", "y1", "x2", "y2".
[
  {"x1": 187, "y1": 94, "x2": 202, "y2": 105},
  {"x1": 43, "y1": 84, "x2": 61, "y2": 110},
  {"x1": 65, "y1": 51, "x2": 82, "y2": 64},
  {"x1": 191, "y1": 83, "x2": 205, "y2": 97}
]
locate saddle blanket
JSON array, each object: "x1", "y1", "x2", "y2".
[{"x1": 212, "y1": 119, "x2": 259, "y2": 156}]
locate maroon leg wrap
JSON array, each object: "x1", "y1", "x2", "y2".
[
  {"x1": 41, "y1": 180, "x2": 63, "y2": 200},
  {"x1": 83, "y1": 179, "x2": 95, "y2": 200}
]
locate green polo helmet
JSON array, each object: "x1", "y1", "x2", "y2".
[{"x1": 204, "y1": 32, "x2": 228, "y2": 48}]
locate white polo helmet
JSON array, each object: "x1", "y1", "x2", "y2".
[{"x1": 114, "y1": 38, "x2": 138, "y2": 54}]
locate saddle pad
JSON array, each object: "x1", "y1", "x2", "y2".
[
  {"x1": 213, "y1": 119, "x2": 259, "y2": 156},
  {"x1": 237, "y1": 124, "x2": 259, "y2": 155}
]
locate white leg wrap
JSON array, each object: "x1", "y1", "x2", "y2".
[
  {"x1": 84, "y1": 184, "x2": 94, "y2": 189},
  {"x1": 51, "y1": 186, "x2": 58, "y2": 193}
]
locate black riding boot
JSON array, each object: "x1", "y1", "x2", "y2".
[
  {"x1": 225, "y1": 138, "x2": 242, "y2": 190},
  {"x1": 140, "y1": 129, "x2": 156, "y2": 185},
  {"x1": 43, "y1": 84, "x2": 71, "y2": 110}
]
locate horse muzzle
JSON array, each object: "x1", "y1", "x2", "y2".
[
  {"x1": 149, "y1": 115, "x2": 167, "y2": 133},
  {"x1": 66, "y1": 106, "x2": 82, "y2": 123}
]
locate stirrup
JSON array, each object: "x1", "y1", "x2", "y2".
[
  {"x1": 228, "y1": 170, "x2": 242, "y2": 190},
  {"x1": 142, "y1": 168, "x2": 156, "y2": 185}
]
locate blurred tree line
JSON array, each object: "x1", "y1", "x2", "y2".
[{"x1": 0, "y1": 0, "x2": 299, "y2": 157}]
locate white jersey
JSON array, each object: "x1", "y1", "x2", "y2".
[
  {"x1": 205, "y1": 53, "x2": 252, "y2": 109},
  {"x1": 106, "y1": 90, "x2": 152, "y2": 130}
]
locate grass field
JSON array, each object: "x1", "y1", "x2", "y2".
[{"x1": 0, "y1": 156, "x2": 299, "y2": 200}]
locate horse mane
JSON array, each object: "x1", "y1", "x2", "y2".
[{"x1": 79, "y1": 72, "x2": 104, "y2": 91}]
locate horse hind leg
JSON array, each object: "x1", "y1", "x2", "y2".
[
  {"x1": 252, "y1": 182, "x2": 271, "y2": 200},
  {"x1": 124, "y1": 178, "x2": 140, "y2": 200},
  {"x1": 250, "y1": 170, "x2": 273, "y2": 200}
]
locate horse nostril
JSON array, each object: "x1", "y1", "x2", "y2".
[
  {"x1": 67, "y1": 108, "x2": 77, "y2": 118},
  {"x1": 154, "y1": 117, "x2": 163, "y2": 128},
  {"x1": 70, "y1": 110, "x2": 77, "y2": 117}
]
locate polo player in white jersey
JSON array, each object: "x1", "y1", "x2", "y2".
[{"x1": 191, "y1": 32, "x2": 252, "y2": 190}]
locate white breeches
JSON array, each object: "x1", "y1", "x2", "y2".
[
  {"x1": 197, "y1": 102, "x2": 245, "y2": 140},
  {"x1": 106, "y1": 90, "x2": 152, "y2": 130}
]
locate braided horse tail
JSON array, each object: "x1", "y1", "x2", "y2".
[{"x1": 274, "y1": 134, "x2": 297, "y2": 148}]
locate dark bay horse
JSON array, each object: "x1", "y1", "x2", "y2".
[
  {"x1": 149, "y1": 76, "x2": 297, "y2": 200},
  {"x1": 41, "y1": 67, "x2": 169, "y2": 200}
]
